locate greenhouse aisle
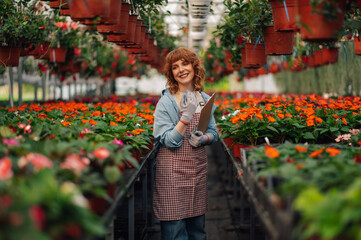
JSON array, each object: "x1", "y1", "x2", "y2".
[{"x1": 148, "y1": 145, "x2": 243, "y2": 240}]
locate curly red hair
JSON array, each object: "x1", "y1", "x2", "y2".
[{"x1": 163, "y1": 47, "x2": 205, "y2": 94}]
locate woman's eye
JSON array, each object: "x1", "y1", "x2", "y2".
[{"x1": 183, "y1": 61, "x2": 189, "y2": 65}]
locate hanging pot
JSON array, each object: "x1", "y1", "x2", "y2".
[
  {"x1": 100, "y1": 0, "x2": 121, "y2": 24},
  {"x1": 111, "y1": 3, "x2": 131, "y2": 35},
  {"x1": 321, "y1": 47, "x2": 338, "y2": 64},
  {"x1": 241, "y1": 48, "x2": 260, "y2": 68},
  {"x1": 245, "y1": 43, "x2": 267, "y2": 66},
  {"x1": 69, "y1": 0, "x2": 111, "y2": 20},
  {"x1": 307, "y1": 54, "x2": 316, "y2": 67},
  {"x1": 108, "y1": 15, "x2": 137, "y2": 44},
  {"x1": 127, "y1": 25, "x2": 147, "y2": 54},
  {"x1": 0, "y1": 46, "x2": 21, "y2": 66},
  {"x1": 262, "y1": 25, "x2": 294, "y2": 55},
  {"x1": 313, "y1": 50, "x2": 323, "y2": 67},
  {"x1": 49, "y1": 48, "x2": 67, "y2": 63},
  {"x1": 354, "y1": 37, "x2": 361, "y2": 55},
  {"x1": 297, "y1": 0, "x2": 346, "y2": 42},
  {"x1": 269, "y1": 0, "x2": 297, "y2": 31},
  {"x1": 49, "y1": 0, "x2": 68, "y2": 8}
]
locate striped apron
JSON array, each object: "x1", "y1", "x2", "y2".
[{"x1": 153, "y1": 112, "x2": 208, "y2": 221}]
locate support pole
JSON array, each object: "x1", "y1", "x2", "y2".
[
  {"x1": 60, "y1": 77, "x2": 63, "y2": 100},
  {"x1": 17, "y1": 57, "x2": 25, "y2": 106},
  {"x1": 41, "y1": 70, "x2": 47, "y2": 101},
  {"x1": 8, "y1": 67, "x2": 14, "y2": 108},
  {"x1": 34, "y1": 82, "x2": 38, "y2": 102}
]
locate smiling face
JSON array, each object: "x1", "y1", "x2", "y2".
[{"x1": 171, "y1": 59, "x2": 195, "y2": 92}]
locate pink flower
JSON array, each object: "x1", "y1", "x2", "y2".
[
  {"x1": 24, "y1": 125, "x2": 32, "y2": 134},
  {"x1": 112, "y1": 138, "x2": 124, "y2": 146},
  {"x1": 60, "y1": 153, "x2": 89, "y2": 174},
  {"x1": 55, "y1": 22, "x2": 64, "y2": 28},
  {"x1": 93, "y1": 147, "x2": 110, "y2": 160},
  {"x1": 25, "y1": 153, "x2": 53, "y2": 170},
  {"x1": 70, "y1": 22, "x2": 79, "y2": 30},
  {"x1": 83, "y1": 128, "x2": 91, "y2": 133},
  {"x1": 2, "y1": 138, "x2": 19, "y2": 146},
  {"x1": 0, "y1": 157, "x2": 13, "y2": 180},
  {"x1": 349, "y1": 129, "x2": 361, "y2": 136},
  {"x1": 74, "y1": 48, "x2": 81, "y2": 56},
  {"x1": 18, "y1": 123, "x2": 26, "y2": 129}
]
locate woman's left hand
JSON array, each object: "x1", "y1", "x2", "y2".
[{"x1": 188, "y1": 131, "x2": 208, "y2": 148}]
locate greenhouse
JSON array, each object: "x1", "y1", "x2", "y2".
[{"x1": 1, "y1": 0, "x2": 361, "y2": 240}]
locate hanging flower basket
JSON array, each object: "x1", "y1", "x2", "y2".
[
  {"x1": 297, "y1": 0, "x2": 346, "y2": 42},
  {"x1": 69, "y1": 0, "x2": 111, "y2": 20},
  {"x1": 245, "y1": 43, "x2": 267, "y2": 66},
  {"x1": 354, "y1": 37, "x2": 361, "y2": 55},
  {"x1": 269, "y1": 0, "x2": 297, "y2": 31},
  {"x1": 262, "y1": 25, "x2": 294, "y2": 55},
  {"x1": 107, "y1": 15, "x2": 137, "y2": 44},
  {"x1": 49, "y1": 47, "x2": 67, "y2": 63},
  {"x1": 240, "y1": 48, "x2": 260, "y2": 69},
  {"x1": 0, "y1": 46, "x2": 21, "y2": 66},
  {"x1": 308, "y1": 54, "x2": 316, "y2": 67},
  {"x1": 314, "y1": 50, "x2": 323, "y2": 67},
  {"x1": 322, "y1": 47, "x2": 338, "y2": 64}
]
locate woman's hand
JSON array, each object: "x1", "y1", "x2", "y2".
[
  {"x1": 189, "y1": 131, "x2": 209, "y2": 147},
  {"x1": 180, "y1": 90, "x2": 198, "y2": 124}
]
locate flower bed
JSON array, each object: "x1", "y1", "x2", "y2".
[{"x1": 0, "y1": 96, "x2": 156, "y2": 240}]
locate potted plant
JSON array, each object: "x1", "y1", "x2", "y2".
[
  {"x1": 47, "y1": 16, "x2": 82, "y2": 63},
  {"x1": 269, "y1": 0, "x2": 298, "y2": 31},
  {"x1": 297, "y1": 0, "x2": 347, "y2": 42}
]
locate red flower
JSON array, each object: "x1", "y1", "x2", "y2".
[
  {"x1": 0, "y1": 157, "x2": 13, "y2": 180},
  {"x1": 60, "y1": 75, "x2": 66, "y2": 82},
  {"x1": 72, "y1": 75, "x2": 76, "y2": 82},
  {"x1": 112, "y1": 62, "x2": 117, "y2": 68},
  {"x1": 237, "y1": 36, "x2": 244, "y2": 45},
  {"x1": 38, "y1": 25, "x2": 46, "y2": 30},
  {"x1": 29, "y1": 205, "x2": 46, "y2": 230}
]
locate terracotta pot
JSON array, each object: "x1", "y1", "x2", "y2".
[
  {"x1": 0, "y1": 46, "x2": 21, "y2": 66},
  {"x1": 107, "y1": 15, "x2": 137, "y2": 44},
  {"x1": 297, "y1": 0, "x2": 346, "y2": 42},
  {"x1": 312, "y1": 50, "x2": 323, "y2": 67},
  {"x1": 241, "y1": 48, "x2": 260, "y2": 68},
  {"x1": 126, "y1": 26, "x2": 147, "y2": 54},
  {"x1": 354, "y1": 37, "x2": 361, "y2": 55},
  {"x1": 233, "y1": 143, "x2": 241, "y2": 159},
  {"x1": 49, "y1": 0, "x2": 68, "y2": 8},
  {"x1": 245, "y1": 43, "x2": 267, "y2": 66},
  {"x1": 322, "y1": 47, "x2": 338, "y2": 64},
  {"x1": 308, "y1": 54, "x2": 316, "y2": 67},
  {"x1": 262, "y1": 25, "x2": 294, "y2": 55},
  {"x1": 100, "y1": 0, "x2": 122, "y2": 24},
  {"x1": 270, "y1": 0, "x2": 297, "y2": 31},
  {"x1": 111, "y1": 3, "x2": 131, "y2": 35},
  {"x1": 224, "y1": 50, "x2": 234, "y2": 72},
  {"x1": 69, "y1": 0, "x2": 111, "y2": 20},
  {"x1": 49, "y1": 47, "x2": 67, "y2": 63},
  {"x1": 60, "y1": 8, "x2": 71, "y2": 16},
  {"x1": 224, "y1": 137, "x2": 235, "y2": 148}
]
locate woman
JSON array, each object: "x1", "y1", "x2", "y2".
[{"x1": 153, "y1": 47, "x2": 218, "y2": 240}]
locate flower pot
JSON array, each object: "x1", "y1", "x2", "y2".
[
  {"x1": 107, "y1": 15, "x2": 137, "y2": 44},
  {"x1": 297, "y1": 0, "x2": 346, "y2": 42},
  {"x1": 269, "y1": 0, "x2": 297, "y2": 31},
  {"x1": 308, "y1": 54, "x2": 316, "y2": 67},
  {"x1": 314, "y1": 50, "x2": 323, "y2": 67},
  {"x1": 322, "y1": 47, "x2": 338, "y2": 64},
  {"x1": 69, "y1": 0, "x2": 111, "y2": 20},
  {"x1": 49, "y1": 48, "x2": 67, "y2": 63},
  {"x1": 49, "y1": 0, "x2": 67, "y2": 8},
  {"x1": 241, "y1": 48, "x2": 260, "y2": 69},
  {"x1": 60, "y1": 8, "x2": 71, "y2": 16},
  {"x1": 100, "y1": 0, "x2": 122, "y2": 24},
  {"x1": 262, "y1": 25, "x2": 294, "y2": 55},
  {"x1": 354, "y1": 37, "x2": 361, "y2": 55},
  {"x1": 245, "y1": 43, "x2": 267, "y2": 66},
  {"x1": 111, "y1": 3, "x2": 131, "y2": 35},
  {"x1": 0, "y1": 46, "x2": 21, "y2": 66}
]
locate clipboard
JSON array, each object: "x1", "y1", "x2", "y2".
[{"x1": 197, "y1": 93, "x2": 216, "y2": 133}]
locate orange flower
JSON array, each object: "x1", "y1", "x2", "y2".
[
  {"x1": 306, "y1": 119, "x2": 315, "y2": 127},
  {"x1": 90, "y1": 120, "x2": 98, "y2": 125},
  {"x1": 82, "y1": 119, "x2": 90, "y2": 124},
  {"x1": 61, "y1": 121, "x2": 71, "y2": 127},
  {"x1": 268, "y1": 116, "x2": 276, "y2": 123},
  {"x1": 37, "y1": 113, "x2": 47, "y2": 120},
  {"x1": 326, "y1": 147, "x2": 341, "y2": 156},
  {"x1": 342, "y1": 118, "x2": 348, "y2": 125},
  {"x1": 132, "y1": 129, "x2": 145, "y2": 135},
  {"x1": 315, "y1": 117, "x2": 323, "y2": 123},
  {"x1": 285, "y1": 113, "x2": 293, "y2": 118},
  {"x1": 295, "y1": 145, "x2": 308, "y2": 152},
  {"x1": 296, "y1": 164, "x2": 305, "y2": 170},
  {"x1": 255, "y1": 113, "x2": 263, "y2": 119},
  {"x1": 310, "y1": 148, "x2": 324, "y2": 158},
  {"x1": 265, "y1": 146, "x2": 280, "y2": 158},
  {"x1": 278, "y1": 113, "x2": 285, "y2": 119},
  {"x1": 93, "y1": 147, "x2": 110, "y2": 160},
  {"x1": 110, "y1": 121, "x2": 118, "y2": 126}
]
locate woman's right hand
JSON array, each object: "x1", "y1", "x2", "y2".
[{"x1": 180, "y1": 90, "x2": 198, "y2": 124}]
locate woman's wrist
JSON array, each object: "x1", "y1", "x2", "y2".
[{"x1": 179, "y1": 119, "x2": 189, "y2": 125}]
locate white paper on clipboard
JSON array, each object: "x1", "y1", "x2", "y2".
[{"x1": 197, "y1": 93, "x2": 216, "y2": 133}]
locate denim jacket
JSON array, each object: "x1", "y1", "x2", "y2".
[{"x1": 153, "y1": 89, "x2": 218, "y2": 149}]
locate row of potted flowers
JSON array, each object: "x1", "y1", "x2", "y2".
[{"x1": 0, "y1": 96, "x2": 156, "y2": 240}]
